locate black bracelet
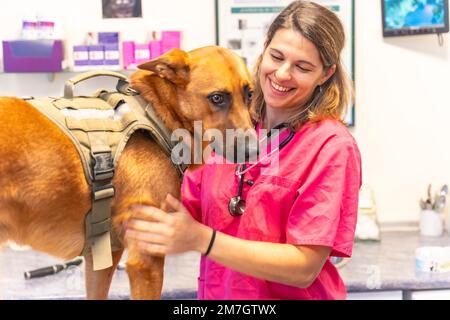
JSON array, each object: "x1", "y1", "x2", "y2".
[{"x1": 203, "y1": 229, "x2": 216, "y2": 257}]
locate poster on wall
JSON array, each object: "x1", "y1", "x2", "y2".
[
  {"x1": 216, "y1": 0, "x2": 355, "y2": 126},
  {"x1": 102, "y1": 0, "x2": 143, "y2": 19}
]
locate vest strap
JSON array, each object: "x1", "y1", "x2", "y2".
[{"x1": 83, "y1": 131, "x2": 115, "y2": 270}]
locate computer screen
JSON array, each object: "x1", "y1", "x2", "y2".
[{"x1": 382, "y1": 0, "x2": 449, "y2": 37}]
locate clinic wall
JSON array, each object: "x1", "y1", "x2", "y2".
[
  {"x1": 0, "y1": 0, "x2": 216, "y2": 97},
  {"x1": 351, "y1": 0, "x2": 450, "y2": 223},
  {"x1": 2, "y1": 0, "x2": 450, "y2": 224}
]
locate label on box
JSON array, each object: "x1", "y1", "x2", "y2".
[
  {"x1": 74, "y1": 51, "x2": 89, "y2": 60},
  {"x1": 135, "y1": 49, "x2": 150, "y2": 60},
  {"x1": 23, "y1": 21, "x2": 38, "y2": 28},
  {"x1": 89, "y1": 51, "x2": 104, "y2": 61},
  {"x1": 105, "y1": 50, "x2": 120, "y2": 60},
  {"x1": 416, "y1": 246, "x2": 450, "y2": 273}
]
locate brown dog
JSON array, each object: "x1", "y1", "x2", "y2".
[{"x1": 0, "y1": 46, "x2": 256, "y2": 299}]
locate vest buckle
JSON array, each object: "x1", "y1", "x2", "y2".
[{"x1": 92, "y1": 151, "x2": 115, "y2": 181}]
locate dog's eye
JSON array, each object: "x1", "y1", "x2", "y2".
[
  {"x1": 209, "y1": 94, "x2": 224, "y2": 105},
  {"x1": 244, "y1": 85, "x2": 253, "y2": 105},
  {"x1": 208, "y1": 92, "x2": 231, "y2": 108},
  {"x1": 247, "y1": 90, "x2": 253, "y2": 101}
]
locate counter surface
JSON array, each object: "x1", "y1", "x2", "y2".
[{"x1": 1, "y1": 230, "x2": 450, "y2": 299}]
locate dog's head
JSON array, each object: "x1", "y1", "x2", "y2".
[{"x1": 133, "y1": 46, "x2": 258, "y2": 165}]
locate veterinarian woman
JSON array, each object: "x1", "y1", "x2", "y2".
[{"x1": 125, "y1": 0, "x2": 361, "y2": 300}]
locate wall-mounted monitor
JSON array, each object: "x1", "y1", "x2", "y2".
[{"x1": 382, "y1": 0, "x2": 449, "y2": 37}]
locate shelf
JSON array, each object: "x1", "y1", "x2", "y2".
[
  {"x1": 0, "y1": 67, "x2": 137, "y2": 83},
  {"x1": 0, "y1": 67, "x2": 135, "y2": 74}
]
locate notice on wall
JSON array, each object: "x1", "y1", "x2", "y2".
[{"x1": 216, "y1": 0, "x2": 355, "y2": 126}]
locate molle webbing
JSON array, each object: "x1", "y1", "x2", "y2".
[{"x1": 25, "y1": 72, "x2": 185, "y2": 270}]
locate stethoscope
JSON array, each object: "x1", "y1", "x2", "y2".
[{"x1": 228, "y1": 122, "x2": 295, "y2": 216}]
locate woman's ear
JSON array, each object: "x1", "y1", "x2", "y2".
[{"x1": 319, "y1": 64, "x2": 336, "y2": 86}]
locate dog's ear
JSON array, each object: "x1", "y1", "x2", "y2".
[{"x1": 138, "y1": 48, "x2": 190, "y2": 87}]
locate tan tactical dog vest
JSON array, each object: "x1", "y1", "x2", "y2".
[{"x1": 25, "y1": 71, "x2": 185, "y2": 270}]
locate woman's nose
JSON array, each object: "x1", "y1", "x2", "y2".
[{"x1": 275, "y1": 63, "x2": 292, "y2": 82}]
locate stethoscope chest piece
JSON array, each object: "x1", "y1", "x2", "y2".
[
  {"x1": 228, "y1": 196, "x2": 246, "y2": 216},
  {"x1": 228, "y1": 122, "x2": 294, "y2": 217}
]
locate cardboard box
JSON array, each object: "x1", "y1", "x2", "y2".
[
  {"x1": 122, "y1": 41, "x2": 135, "y2": 69},
  {"x1": 161, "y1": 31, "x2": 181, "y2": 54},
  {"x1": 73, "y1": 45, "x2": 89, "y2": 67},
  {"x1": 3, "y1": 40, "x2": 64, "y2": 72},
  {"x1": 98, "y1": 32, "x2": 119, "y2": 44},
  {"x1": 134, "y1": 43, "x2": 150, "y2": 65},
  {"x1": 104, "y1": 43, "x2": 120, "y2": 66},
  {"x1": 88, "y1": 45, "x2": 105, "y2": 66},
  {"x1": 150, "y1": 40, "x2": 161, "y2": 59}
]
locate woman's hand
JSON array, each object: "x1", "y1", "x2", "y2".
[
  {"x1": 125, "y1": 196, "x2": 330, "y2": 288},
  {"x1": 125, "y1": 194, "x2": 212, "y2": 256}
]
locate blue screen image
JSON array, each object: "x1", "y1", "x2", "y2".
[{"x1": 384, "y1": 0, "x2": 445, "y2": 29}]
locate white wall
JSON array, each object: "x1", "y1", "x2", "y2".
[
  {"x1": 352, "y1": 0, "x2": 450, "y2": 223},
  {"x1": 1, "y1": 0, "x2": 450, "y2": 223},
  {"x1": 0, "y1": 0, "x2": 216, "y2": 48}
]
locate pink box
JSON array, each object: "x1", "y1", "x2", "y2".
[
  {"x1": 122, "y1": 41, "x2": 135, "y2": 69},
  {"x1": 161, "y1": 31, "x2": 181, "y2": 54},
  {"x1": 149, "y1": 40, "x2": 161, "y2": 59},
  {"x1": 134, "y1": 43, "x2": 150, "y2": 65}
]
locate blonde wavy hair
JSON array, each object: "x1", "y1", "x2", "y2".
[{"x1": 250, "y1": 0, "x2": 354, "y2": 130}]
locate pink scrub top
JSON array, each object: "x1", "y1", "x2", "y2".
[{"x1": 181, "y1": 119, "x2": 362, "y2": 300}]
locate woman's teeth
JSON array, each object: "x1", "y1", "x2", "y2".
[{"x1": 270, "y1": 80, "x2": 291, "y2": 93}]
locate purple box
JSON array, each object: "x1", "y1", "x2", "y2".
[
  {"x1": 73, "y1": 45, "x2": 89, "y2": 67},
  {"x1": 3, "y1": 40, "x2": 64, "y2": 72},
  {"x1": 88, "y1": 45, "x2": 105, "y2": 66},
  {"x1": 104, "y1": 43, "x2": 120, "y2": 66},
  {"x1": 149, "y1": 40, "x2": 161, "y2": 59},
  {"x1": 98, "y1": 32, "x2": 119, "y2": 44},
  {"x1": 161, "y1": 31, "x2": 181, "y2": 54},
  {"x1": 122, "y1": 41, "x2": 135, "y2": 69}
]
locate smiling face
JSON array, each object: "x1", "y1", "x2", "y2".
[{"x1": 259, "y1": 28, "x2": 335, "y2": 117}]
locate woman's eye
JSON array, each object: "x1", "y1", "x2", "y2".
[
  {"x1": 247, "y1": 91, "x2": 253, "y2": 101},
  {"x1": 296, "y1": 65, "x2": 311, "y2": 72},
  {"x1": 271, "y1": 54, "x2": 282, "y2": 61}
]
